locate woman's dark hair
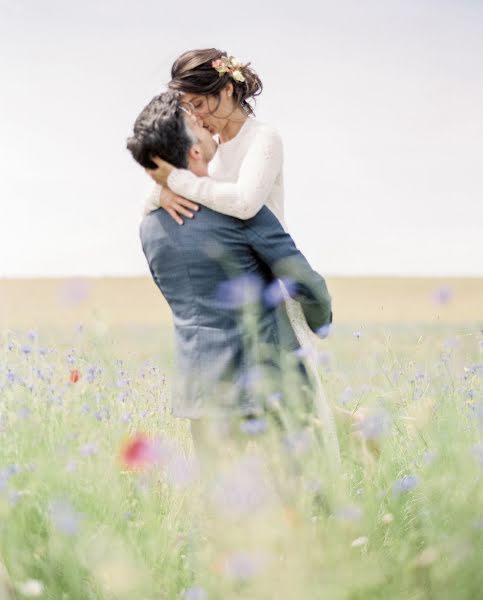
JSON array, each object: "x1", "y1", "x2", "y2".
[
  {"x1": 168, "y1": 48, "x2": 263, "y2": 117},
  {"x1": 126, "y1": 90, "x2": 193, "y2": 169}
]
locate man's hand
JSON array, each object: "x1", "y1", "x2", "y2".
[{"x1": 146, "y1": 156, "x2": 176, "y2": 186}]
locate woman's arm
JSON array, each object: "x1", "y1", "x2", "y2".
[
  {"x1": 166, "y1": 125, "x2": 283, "y2": 220},
  {"x1": 143, "y1": 183, "x2": 200, "y2": 225}
]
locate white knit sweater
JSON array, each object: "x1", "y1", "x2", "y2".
[{"x1": 144, "y1": 118, "x2": 285, "y2": 225}]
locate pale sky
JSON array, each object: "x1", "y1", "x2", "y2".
[{"x1": 0, "y1": 0, "x2": 482, "y2": 277}]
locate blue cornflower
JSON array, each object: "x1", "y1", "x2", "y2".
[
  {"x1": 240, "y1": 416, "x2": 268, "y2": 435},
  {"x1": 472, "y1": 443, "x2": 483, "y2": 468},
  {"x1": 66, "y1": 351, "x2": 76, "y2": 366},
  {"x1": 49, "y1": 499, "x2": 83, "y2": 536},
  {"x1": 339, "y1": 386, "x2": 353, "y2": 406},
  {"x1": 263, "y1": 277, "x2": 297, "y2": 308},
  {"x1": 357, "y1": 411, "x2": 391, "y2": 440},
  {"x1": 9, "y1": 490, "x2": 21, "y2": 506},
  {"x1": 121, "y1": 413, "x2": 132, "y2": 424},
  {"x1": 432, "y1": 285, "x2": 453, "y2": 305},
  {"x1": 6, "y1": 464, "x2": 21, "y2": 477},
  {"x1": 183, "y1": 586, "x2": 207, "y2": 600},
  {"x1": 316, "y1": 324, "x2": 331, "y2": 338},
  {"x1": 335, "y1": 505, "x2": 363, "y2": 522},
  {"x1": 215, "y1": 274, "x2": 262, "y2": 308},
  {"x1": 393, "y1": 474, "x2": 419, "y2": 495},
  {"x1": 18, "y1": 406, "x2": 30, "y2": 419},
  {"x1": 86, "y1": 365, "x2": 101, "y2": 383},
  {"x1": 223, "y1": 551, "x2": 267, "y2": 580}
]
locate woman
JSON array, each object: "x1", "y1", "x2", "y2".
[{"x1": 145, "y1": 48, "x2": 342, "y2": 469}]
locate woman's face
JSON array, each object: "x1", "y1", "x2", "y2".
[{"x1": 181, "y1": 85, "x2": 235, "y2": 135}]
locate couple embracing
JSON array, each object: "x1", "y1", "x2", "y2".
[{"x1": 127, "y1": 48, "x2": 342, "y2": 471}]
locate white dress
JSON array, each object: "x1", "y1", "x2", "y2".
[{"x1": 145, "y1": 118, "x2": 341, "y2": 468}]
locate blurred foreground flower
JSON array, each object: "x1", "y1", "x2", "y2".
[
  {"x1": 471, "y1": 443, "x2": 483, "y2": 468},
  {"x1": 351, "y1": 536, "x2": 368, "y2": 548},
  {"x1": 17, "y1": 579, "x2": 44, "y2": 597},
  {"x1": 120, "y1": 434, "x2": 160, "y2": 470},
  {"x1": 263, "y1": 277, "x2": 297, "y2": 307},
  {"x1": 432, "y1": 285, "x2": 453, "y2": 305},
  {"x1": 48, "y1": 499, "x2": 83, "y2": 536},
  {"x1": 69, "y1": 369, "x2": 81, "y2": 383},
  {"x1": 239, "y1": 416, "x2": 268, "y2": 435},
  {"x1": 183, "y1": 586, "x2": 207, "y2": 600},
  {"x1": 382, "y1": 513, "x2": 394, "y2": 525},
  {"x1": 358, "y1": 410, "x2": 390, "y2": 439},
  {"x1": 335, "y1": 505, "x2": 363, "y2": 523},
  {"x1": 221, "y1": 551, "x2": 268, "y2": 581},
  {"x1": 393, "y1": 474, "x2": 419, "y2": 495},
  {"x1": 215, "y1": 274, "x2": 262, "y2": 308}
]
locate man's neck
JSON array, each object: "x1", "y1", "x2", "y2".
[{"x1": 188, "y1": 159, "x2": 209, "y2": 177}]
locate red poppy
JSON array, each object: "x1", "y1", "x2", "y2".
[
  {"x1": 69, "y1": 369, "x2": 81, "y2": 383},
  {"x1": 120, "y1": 434, "x2": 159, "y2": 470}
]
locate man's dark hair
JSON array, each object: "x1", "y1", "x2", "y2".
[{"x1": 126, "y1": 90, "x2": 194, "y2": 169}]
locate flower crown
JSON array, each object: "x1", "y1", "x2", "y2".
[{"x1": 211, "y1": 55, "x2": 246, "y2": 83}]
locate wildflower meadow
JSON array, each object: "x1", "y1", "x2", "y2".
[{"x1": 0, "y1": 279, "x2": 482, "y2": 599}]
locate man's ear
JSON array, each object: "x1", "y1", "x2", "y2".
[{"x1": 188, "y1": 144, "x2": 202, "y2": 161}]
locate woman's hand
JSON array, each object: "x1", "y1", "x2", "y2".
[
  {"x1": 145, "y1": 156, "x2": 176, "y2": 187},
  {"x1": 157, "y1": 187, "x2": 200, "y2": 225}
]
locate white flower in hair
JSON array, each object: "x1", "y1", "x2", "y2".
[
  {"x1": 212, "y1": 55, "x2": 246, "y2": 83},
  {"x1": 231, "y1": 69, "x2": 245, "y2": 82}
]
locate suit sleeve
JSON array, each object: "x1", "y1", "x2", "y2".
[{"x1": 245, "y1": 208, "x2": 333, "y2": 334}]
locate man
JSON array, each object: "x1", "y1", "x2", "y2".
[{"x1": 126, "y1": 91, "x2": 332, "y2": 459}]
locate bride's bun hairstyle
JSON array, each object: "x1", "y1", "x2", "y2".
[{"x1": 168, "y1": 48, "x2": 263, "y2": 116}]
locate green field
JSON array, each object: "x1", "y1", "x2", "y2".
[{"x1": 0, "y1": 278, "x2": 482, "y2": 598}]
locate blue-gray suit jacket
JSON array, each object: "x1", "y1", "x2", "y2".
[{"x1": 140, "y1": 205, "x2": 332, "y2": 419}]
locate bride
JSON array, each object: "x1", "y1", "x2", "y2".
[{"x1": 144, "y1": 48, "x2": 342, "y2": 468}]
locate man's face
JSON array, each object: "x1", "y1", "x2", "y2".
[{"x1": 183, "y1": 112, "x2": 218, "y2": 167}]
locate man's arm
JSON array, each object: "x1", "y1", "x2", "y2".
[{"x1": 244, "y1": 207, "x2": 332, "y2": 335}]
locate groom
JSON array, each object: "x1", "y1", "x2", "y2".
[{"x1": 127, "y1": 91, "x2": 332, "y2": 454}]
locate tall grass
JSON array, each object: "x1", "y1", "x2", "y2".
[{"x1": 0, "y1": 322, "x2": 481, "y2": 599}]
